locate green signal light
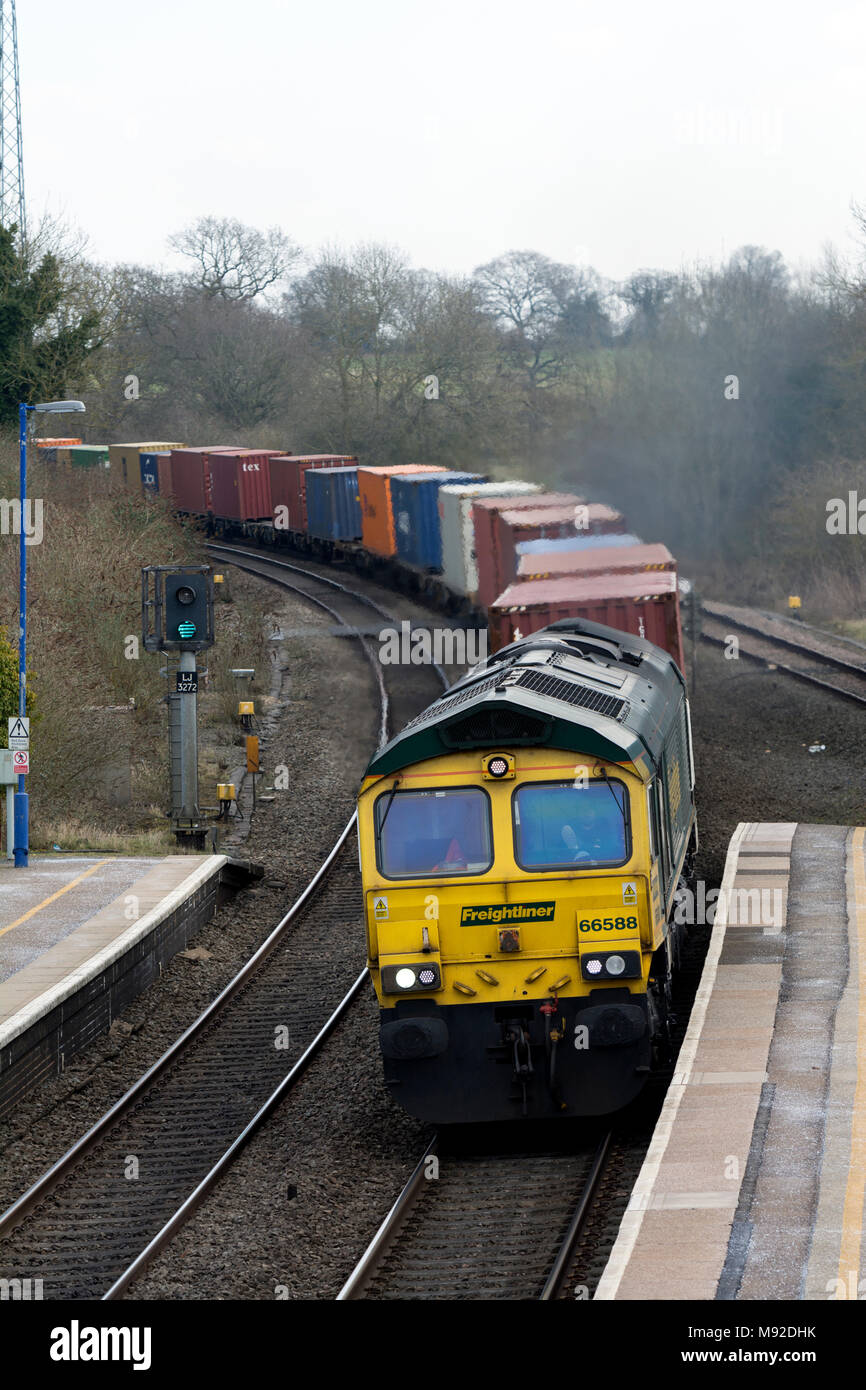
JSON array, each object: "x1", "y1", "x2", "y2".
[{"x1": 178, "y1": 621, "x2": 197, "y2": 639}]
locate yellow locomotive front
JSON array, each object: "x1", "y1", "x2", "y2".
[{"x1": 358, "y1": 619, "x2": 696, "y2": 1123}]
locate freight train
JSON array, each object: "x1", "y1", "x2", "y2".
[
  {"x1": 38, "y1": 437, "x2": 694, "y2": 1122},
  {"x1": 37, "y1": 440, "x2": 686, "y2": 668}
]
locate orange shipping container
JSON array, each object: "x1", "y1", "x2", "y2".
[{"x1": 358, "y1": 465, "x2": 447, "y2": 556}]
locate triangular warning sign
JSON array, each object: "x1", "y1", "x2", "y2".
[{"x1": 8, "y1": 718, "x2": 27, "y2": 739}]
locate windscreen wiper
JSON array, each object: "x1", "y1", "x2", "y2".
[{"x1": 376, "y1": 777, "x2": 402, "y2": 842}]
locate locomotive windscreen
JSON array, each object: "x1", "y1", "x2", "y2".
[
  {"x1": 513, "y1": 781, "x2": 630, "y2": 870},
  {"x1": 374, "y1": 787, "x2": 493, "y2": 877}
]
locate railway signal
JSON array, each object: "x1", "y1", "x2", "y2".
[{"x1": 142, "y1": 565, "x2": 215, "y2": 849}]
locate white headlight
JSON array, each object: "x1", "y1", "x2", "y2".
[
  {"x1": 606, "y1": 955, "x2": 626, "y2": 976},
  {"x1": 395, "y1": 967, "x2": 417, "y2": 989},
  {"x1": 584, "y1": 959, "x2": 602, "y2": 975}
]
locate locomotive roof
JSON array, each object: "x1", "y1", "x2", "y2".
[{"x1": 364, "y1": 616, "x2": 687, "y2": 779}]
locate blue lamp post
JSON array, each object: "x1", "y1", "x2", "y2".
[{"x1": 14, "y1": 399, "x2": 85, "y2": 867}]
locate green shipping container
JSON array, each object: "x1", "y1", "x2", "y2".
[{"x1": 69, "y1": 445, "x2": 110, "y2": 468}]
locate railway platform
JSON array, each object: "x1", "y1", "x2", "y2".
[
  {"x1": 596, "y1": 820, "x2": 865, "y2": 1301},
  {"x1": 0, "y1": 852, "x2": 255, "y2": 1118}
]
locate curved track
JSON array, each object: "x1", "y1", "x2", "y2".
[
  {"x1": 0, "y1": 552, "x2": 447, "y2": 1300},
  {"x1": 700, "y1": 600, "x2": 866, "y2": 706}
]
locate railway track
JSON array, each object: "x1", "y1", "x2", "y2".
[
  {"x1": 0, "y1": 553, "x2": 446, "y2": 1301},
  {"x1": 338, "y1": 1133, "x2": 612, "y2": 1300},
  {"x1": 700, "y1": 600, "x2": 866, "y2": 706}
]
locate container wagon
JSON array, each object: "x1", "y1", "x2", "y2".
[
  {"x1": 471, "y1": 493, "x2": 586, "y2": 610},
  {"x1": 489, "y1": 569, "x2": 685, "y2": 671},
  {"x1": 208, "y1": 450, "x2": 279, "y2": 521},
  {"x1": 391, "y1": 472, "x2": 486, "y2": 570},
  {"x1": 269, "y1": 454, "x2": 358, "y2": 532},
  {"x1": 358, "y1": 465, "x2": 447, "y2": 557},
  {"x1": 517, "y1": 541, "x2": 675, "y2": 582},
  {"x1": 305, "y1": 465, "x2": 363, "y2": 541},
  {"x1": 438, "y1": 481, "x2": 542, "y2": 596}
]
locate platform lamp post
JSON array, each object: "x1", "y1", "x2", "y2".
[{"x1": 14, "y1": 399, "x2": 86, "y2": 867}]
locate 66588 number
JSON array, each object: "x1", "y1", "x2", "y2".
[{"x1": 578, "y1": 916, "x2": 639, "y2": 932}]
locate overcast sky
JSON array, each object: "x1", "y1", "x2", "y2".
[{"x1": 18, "y1": 0, "x2": 866, "y2": 282}]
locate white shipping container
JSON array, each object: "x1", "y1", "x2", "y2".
[{"x1": 438, "y1": 481, "x2": 542, "y2": 596}]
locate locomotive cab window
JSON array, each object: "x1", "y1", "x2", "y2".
[
  {"x1": 374, "y1": 787, "x2": 493, "y2": 878},
  {"x1": 512, "y1": 780, "x2": 631, "y2": 870}
]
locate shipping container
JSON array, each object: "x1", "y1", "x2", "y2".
[
  {"x1": 108, "y1": 442, "x2": 185, "y2": 490},
  {"x1": 168, "y1": 447, "x2": 240, "y2": 512},
  {"x1": 492, "y1": 505, "x2": 585, "y2": 611},
  {"x1": 305, "y1": 466, "x2": 363, "y2": 541},
  {"x1": 139, "y1": 452, "x2": 164, "y2": 494},
  {"x1": 516, "y1": 533, "x2": 641, "y2": 556},
  {"x1": 488, "y1": 569, "x2": 684, "y2": 670},
  {"x1": 391, "y1": 472, "x2": 486, "y2": 570},
  {"x1": 358, "y1": 465, "x2": 448, "y2": 556},
  {"x1": 68, "y1": 444, "x2": 109, "y2": 468},
  {"x1": 269, "y1": 454, "x2": 358, "y2": 532},
  {"x1": 516, "y1": 541, "x2": 675, "y2": 582},
  {"x1": 471, "y1": 493, "x2": 585, "y2": 610},
  {"x1": 438, "y1": 481, "x2": 542, "y2": 595},
  {"x1": 208, "y1": 450, "x2": 274, "y2": 521},
  {"x1": 35, "y1": 438, "x2": 81, "y2": 447},
  {"x1": 55, "y1": 448, "x2": 73, "y2": 467},
  {"x1": 157, "y1": 453, "x2": 174, "y2": 499}
]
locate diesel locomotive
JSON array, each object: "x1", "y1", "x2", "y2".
[{"x1": 357, "y1": 616, "x2": 697, "y2": 1123}]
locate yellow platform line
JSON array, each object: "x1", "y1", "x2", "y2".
[
  {"x1": 0, "y1": 859, "x2": 112, "y2": 939},
  {"x1": 838, "y1": 826, "x2": 866, "y2": 1288}
]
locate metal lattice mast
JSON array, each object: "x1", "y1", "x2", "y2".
[{"x1": 0, "y1": 0, "x2": 24, "y2": 239}]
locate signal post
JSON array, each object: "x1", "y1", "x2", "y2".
[{"x1": 142, "y1": 565, "x2": 214, "y2": 850}]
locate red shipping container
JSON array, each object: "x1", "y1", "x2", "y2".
[
  {"x1": 156, "y1": 453, "x2": 173, "y2": 499},
  {"x1": 493, "y1": 505, "x2": 586, "y2": 610},
  {"x1": 488, "y1": 570, "x2": 684, "y2": 671},
  {"x1": 209, "y1": 450, "x2": 274, "y2": 521},
  {"x1": 517, "y1": 541, "x2": 674, "y2": 582},
  {"x1": 269, "y1": 454, "x2": 358, "y2": 531},
  {"x1": 168, "y1": 448, "x2": 236, "y2": 513},
  {"x1": 471, "y1": 493, "x2": 585, "y2": 610}
]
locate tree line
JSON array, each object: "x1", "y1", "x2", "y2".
[{"x1": 3, "y1": 211, "x2": 866, "y2": 609}]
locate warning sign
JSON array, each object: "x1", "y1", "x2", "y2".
[
  {"x1": 621, "y1": 881, "x2": 637, "y2": 906},
  {"x1": 8, "y1": 716, "x2": 29, "y2": 750},
  {"x1": 12, "y1": 749, "x2": 29, "y2": 776},
  {"x1": 373, "y1": 896, "x2": 389, "y2": 920}
]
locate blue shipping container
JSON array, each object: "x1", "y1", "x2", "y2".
[
  {"x1": 140, "y1": 451, "x2": 165, "y2": 494},
  {"x1": 306, "y1": 466, "x2": 362, "y2": 541},
  {"x1": 516, "y1": 532, "x2": 642, "y2": 555},
  {"x1": 391, "y1": 472, "x2": 486, "y2": 570}
]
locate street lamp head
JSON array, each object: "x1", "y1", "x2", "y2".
[{"x1": 32, "y1": 400, "x2": 86, "y2": 413}]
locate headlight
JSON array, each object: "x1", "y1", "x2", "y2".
[
  {"x1": 482, "y1": 752, "x2": 515, "y2": 780},
  {"x1": 580, "y1": 950, "x2": 641, "y2": 981},
  {"x1": 381, "y1": 962, "x2": 442, "y2": 994}
]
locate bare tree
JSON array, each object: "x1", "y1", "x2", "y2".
[{"x1": 168, "y1": 216, "x2": 300, "y2": 301}]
